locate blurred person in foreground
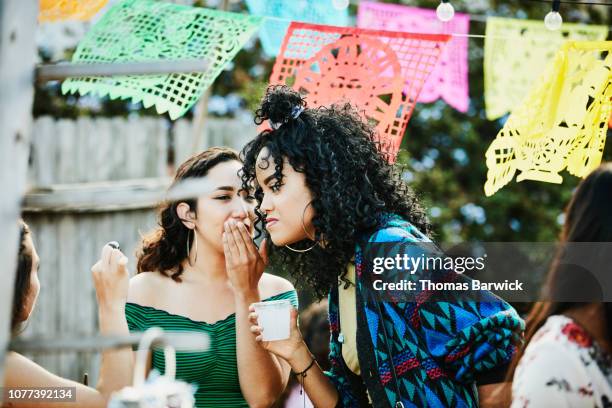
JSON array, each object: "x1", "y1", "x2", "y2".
[
  {"x1": 273, "y1": 300, "x2": 330, "y2": 408},
  {"x1": 4, "y1": 220, "x2": 133, "y2": 407}
]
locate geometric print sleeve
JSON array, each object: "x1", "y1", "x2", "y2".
[
  {"x1": 388, "y1": 275, "x2": 524, "y2": 384},
  {"x1": 368, "y1": 221, "x2": 524, "y2": 385},
  {"x1": 415, "y1": 300, "x2": 523, "y2": 384}
]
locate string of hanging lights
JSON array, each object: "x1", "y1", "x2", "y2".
[
  {"x1": 544, "y1": 0, "x2": 563, "y2": 30},
  {"x1": 323, "y1": 0, "x2": 610, "y2": 32},
  {"x1": 436, "y1": 0, "x2": 456, "y2": 21},
  {"x1": 433, "y1": 0, "x2": 611, "y2": 30}
]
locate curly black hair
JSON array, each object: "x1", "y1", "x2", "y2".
[{"x1": 241, "y1": 86, "x2": 431, "y2": 297}]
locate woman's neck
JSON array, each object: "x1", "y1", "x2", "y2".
[
  {"x1": 564, "y1": 303, "x2": 611, "y2": 354},
  {"x1": 181, "y1": 239, "x2": 228, "y2": 284}
]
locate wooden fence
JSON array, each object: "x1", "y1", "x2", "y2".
[{"x1": 21, "y1": 115, "x2": 255, "y2": 383}]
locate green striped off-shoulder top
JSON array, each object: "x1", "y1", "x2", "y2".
[{"x1": 125, "y1": 289, "x2": 298, "y2": 408}]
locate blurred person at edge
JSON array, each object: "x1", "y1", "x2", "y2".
[
  {"x1": 4, "y1": 220, "x2": 133, "y2": 407},
  {"x1": 509, "y1": 163, "x2": 612, "y2": 407},
  {"x1": 272, "y1": 300, "x2": 330, "y2": 408}
]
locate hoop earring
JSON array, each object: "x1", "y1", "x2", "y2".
[
  {"x1": 285, "y1": 201, "x2": 318, "y2": 253},
  {"x1": 187, "y1": 229, "x2": 198, "y2": 266}
]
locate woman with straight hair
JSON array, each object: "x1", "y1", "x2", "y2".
[{"x1": 510, "y1": 163, "x2": 612, "y2": 407}]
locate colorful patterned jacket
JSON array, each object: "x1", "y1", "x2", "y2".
[{"x1": 325, "y1": 214, "x2": 524, "y2": 407}]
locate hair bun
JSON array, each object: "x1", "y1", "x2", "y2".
[{"x1": 255, "y1": 85, "x2": 307, "y2": 126}]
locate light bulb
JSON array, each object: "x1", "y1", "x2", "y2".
[
  {"x1": 436, "y1": 1, "x2": 455, "y2": 22},
  {"x1": 544, "y1": 11, "x2": 563, "y2": 31},
  {"x1": 332, "y1": 0, "x2": 349, "y2": 10}
]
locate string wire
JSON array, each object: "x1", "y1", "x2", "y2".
[{"x1": 261, "y1": 13, "x2": 612, "y2": 40}]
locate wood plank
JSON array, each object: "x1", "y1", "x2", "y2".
[
  {"x1": 36, "y1": 59, "x2": 210, "y2": 82},
  {"x1": 57, "y1": 119, "x2": 78, "y2": 183},
  {"x1": 76, "y1": 117, "x2": 96, "y2": 183},
  {"x1": 11, "y1": 332, "x2": 209, "y2": 353},
  {"x1": 149, "y1": 118, "x2": 170, "y2": 178},
  {"x1": 23, "y1": 174, "x2": 220, "y2": 214},
  {"x1": 75, "y1": 215, "x2": 97, "y2": 382},
  {"x1": 94, "y1": 118, "x2": 115, "y2": 182},
  {"x1": 125, "y1": 117, "x2": 149, "y2": 179},
  {"x1": 57, "y1": 215, "x2": 79, "y2": 379},
  {"x1": 30, "y1": 117, "x2": 57, "y2": 186},
  {"x1": 110, "y1": 118, "x2": 127, "y2": 181},
  {"x1": 86, "y1": 117, "x2": 104, "y2": 182},
  {"x1": 0, "y1": 0, "x2": 38, "y2": 382},
  {"x1": 22, "y1": 178, "x2": 172, "y2": 213},
  {"x1": 28, "y1": 116, "x2": 252, "y2": 183},
  {"x1": 172, "y1": 119, "x2": 192, "y2": 168}
]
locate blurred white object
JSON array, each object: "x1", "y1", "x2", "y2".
[
  {"x1": 252, "y1": 299, "x2": 292, "y2": 341},
  {"x1": 36, "y1": 21, "x2": 89, "y2": 60},
  {"x1": 108, "y1": 328, "x2": 196, "y2": 408},
  {"x1": 544, "y1": 11, "x2": 563, "y2": 31},
  {"x1": 544, "y1": 0, "x2": 563, "y2": 31},
  {"x1": 436, "y1": 1, "x2": 455, "y2": 22}
]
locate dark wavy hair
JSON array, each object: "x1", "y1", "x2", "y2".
[
  {"x1": 505, "y1": 162, "x2": 612, "y2": 382},
  {"x1": 137, "y1": 147, "x2": 241, "y2": 281},
  {"x1": 240, "y1": 86, "x2": 431, "y2": 297},
  {"x1": 12, "y1": 220, "x2": 33, "y2": 333}
]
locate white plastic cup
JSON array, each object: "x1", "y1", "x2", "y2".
[{"x1": 252, "y1": 299, "x2": 292, "y2": 341}]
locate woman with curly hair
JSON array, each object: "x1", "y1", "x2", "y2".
[
  {"x1": 243, "y1": 86, "x2": 524, "y2": 407},
  {"x1": 126, "y1": 147, "x2": 297, "y2": 407}
]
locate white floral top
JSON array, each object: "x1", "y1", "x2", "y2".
[{"x1": 512, "y1": 315, "x2": 612, "y2": 408}]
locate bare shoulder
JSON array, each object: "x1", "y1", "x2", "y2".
[
  {"x1": 5, "y1": 351, "x2": 39, "y2": 373},
  {"x1": 5, "y1": 351, "x2": 71, "y2": 387},
  {"x1": 259, "y1": 273, "x2": 295, "y2": 300},
  {"x1": 4, "y1": 352, "x2": 57, "y2": 387},
  {"x1": 128, "y1": 271, "x2": 169, "y2": 305},
  {"x1": 5, "y1": 352, "x2": 105, "y2": 407}
]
